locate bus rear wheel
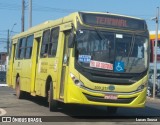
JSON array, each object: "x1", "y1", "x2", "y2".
[
  {"x1": 15, "y1": 77, "x2": 24, "y2": 99},
  {"x1": 48, "y1": 82, "x2": 58, "y2": 111}
]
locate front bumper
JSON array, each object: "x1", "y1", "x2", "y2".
[{"x1": 65, "y1": 81, "x2": 147, "y2": 108}]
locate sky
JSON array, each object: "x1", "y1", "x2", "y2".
[{"x1": 0, "y1": 0, "x2": 160, "y2": 52}]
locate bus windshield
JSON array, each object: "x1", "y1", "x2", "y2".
[{"x1": 75, "y1": 29, "x2": 149, "y2": 73}]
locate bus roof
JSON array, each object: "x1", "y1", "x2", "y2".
[
  {"x1": 12, "y1": 11, "x2": 146, "y2": 40},
  {"x1": 12, "y1": 12, "x2": 78, "y2": 39},
  {"x1": 80, "y1": 11, "x2": 145, "y2": 20}
]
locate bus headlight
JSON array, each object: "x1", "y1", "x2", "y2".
[
  {"x1": 137, "y1": 82, "x2": 147, "y2": 91},
  {"x1": 70, "y1": 73, "x2": 84, "y2": 87}
]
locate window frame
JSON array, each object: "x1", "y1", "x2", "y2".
[
  {"x1": 25, "y1": 35, "x2": 34, "y2": 59},
  {"x1": 15, "y1": 34, "x2": 34, "y2": 60},
  {"x1": 40, "y1": 27, "x2": 59, "y2": 58},
  {"x1": 48, "y1": 27, "x2": 60, "y2": 57},
  {"x1": 40, "y1": 29, "x2": 50, "y2": 58},
  {"x1": 18, "y1": 37, "x2": 26, "y2": 59}
]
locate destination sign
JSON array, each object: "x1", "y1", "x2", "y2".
[
  {"x1": 96, "y1": 16, "x2": 127, "y2": 27},
  {"x1": 80, "y1": 13, "x2": 146, "y2": 30}
]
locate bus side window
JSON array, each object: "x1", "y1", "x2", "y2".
[
  {"x1": 15, "y1": 40, "x2": 19, "y2": 60},
  {"x1": 9, "y1": 42, "x2": 13, "y2": 60},
  {"x1": 40, "y1": 29, "x2": 50, "y2": 58},
  {"x1": 25, "y1": 35, "x2": 34, "y2": 59},
  {"x1": 16, "y1": 38, "x2": 26, "y2": 59},
  {"x1": 49, "y1": 27, "x2": 59, "y2": 57}
]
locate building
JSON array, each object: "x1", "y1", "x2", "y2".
[
  {"x1": 0, "y1": 52, "x2": 7, "y2": 71},
  {"x1": 150, "y1": 31, "x2": 160, "y2": 63}
]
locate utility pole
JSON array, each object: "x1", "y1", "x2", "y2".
[
  {"x1": 21, "y1": 0, "x2": 25, "y2": 32},
  {"x1": 7, "y1": 29, "x2": 9, "y2": 55},
  {"x1": 153, "y1": 7, "x2": 159, "y2": 99},
  {"x1": 29, "y1": 0, "x2": 32, "y2": 28}
]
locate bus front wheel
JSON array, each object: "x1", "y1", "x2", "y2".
[{"x1": 48, "y1": 82, "x2": 58, "y2": 111}]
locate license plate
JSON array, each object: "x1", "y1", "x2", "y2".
[{"x1": 104, "y1": 94, "x2": 117, "y2": 100}]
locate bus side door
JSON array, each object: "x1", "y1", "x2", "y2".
[
  {"x1": 59, "y1": 31, "x2": 70, "y2": 99},
  {"x1": 30, "y1": 35, "x2": 41, "y2": 95},
  {"x1": 59, "y1": 22, "x2": 73, "y2": 100},
  {"x1": 35, "y1": 28, "x2": 60, "y2": 97}
]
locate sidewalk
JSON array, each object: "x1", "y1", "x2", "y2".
[
  {"x1": 0, "y1": 81, "x2": 8, "y2": 87},
  {"x1": 147, "y1": 93, "x2": 160, "y2": 103}
]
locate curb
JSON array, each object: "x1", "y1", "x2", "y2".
[
  {"x1": 0, "y1": 84, "x2": 8, "y2": 87},
  {"x1": 147, "y1": 97, "x2": 160, "y2": 103}
]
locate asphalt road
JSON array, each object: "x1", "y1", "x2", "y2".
[{"x1": 0, "y1": 85, "x2": 160, "y2": 125}]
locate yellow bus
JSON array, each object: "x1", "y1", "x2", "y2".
[{"x1": 7, "y1": 11, "x2": 149, "y2": 113}]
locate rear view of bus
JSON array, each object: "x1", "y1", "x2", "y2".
[{"x1": 67, "y1": 12, "x2": 149, "y2": 113}]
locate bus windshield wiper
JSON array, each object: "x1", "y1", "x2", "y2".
[
  {"x1": 95, "y1": 28, "x2": 106, "y2": 41},
  {"x1": 127, "y1": 36, "x2": 135, "y2": 71}
]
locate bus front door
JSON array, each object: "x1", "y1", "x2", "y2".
[{"x1": 59, "y1": 31, "x2": 70, "y2": 99}]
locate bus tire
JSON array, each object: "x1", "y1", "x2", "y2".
[
  {"x1": 107, "y1": 107, "x2": 118, "y2": 114},
  {"x1": 49, "y1": 81, "x2": 58, "y2": 111},
  {"x1": 15, "y1": 77, "x2": 24, "y2": 99}
]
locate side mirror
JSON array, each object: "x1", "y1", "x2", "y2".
[{"x1": 68, "y1": 28, "x2": 75, "y2": 48}]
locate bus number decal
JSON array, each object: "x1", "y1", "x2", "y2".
[
  {"x1": 94, "y1": 86, "x2": 108, "y2": 91},
  {"x1": 40, "y1": 68, "x2": 47, "y2": 73},
  {"x1": 17, "y1": 62, "x2": 20, "y2": 67},
  {"x1": 40, "y1": 62, "x2": 48, "y2": 73}
]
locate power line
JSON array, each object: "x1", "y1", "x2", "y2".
[
  {"x1": 0, "y1": 30, "x2": 8, "y2": 32},
  {"x1": 0, "y1": 2, "x2": 155, "y2": 17},
  {"x1": 0, "y1": 1, "x2": 158, "y2": 32},
  {"x1": 0, "y1": 2, "x2": 21, "y2": 10},
  {"x1": 0, "y1": 2, "x2": 75, "y2": 13},
  {"x1": 10, "y1": 31, "x2": 19, "y2": 33},
  {"x1": 0, "y1": 42, "x2": 7, "y2": 43},
  {"x1": 1, "y1": 2, "x2": 158, "y2": 21},
  {"x1": 0, "y1": 33, "x2": 7, "y2": 35},
  {"x1": 0, "y1": 38, "x2": 7, "y2": 39}
]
